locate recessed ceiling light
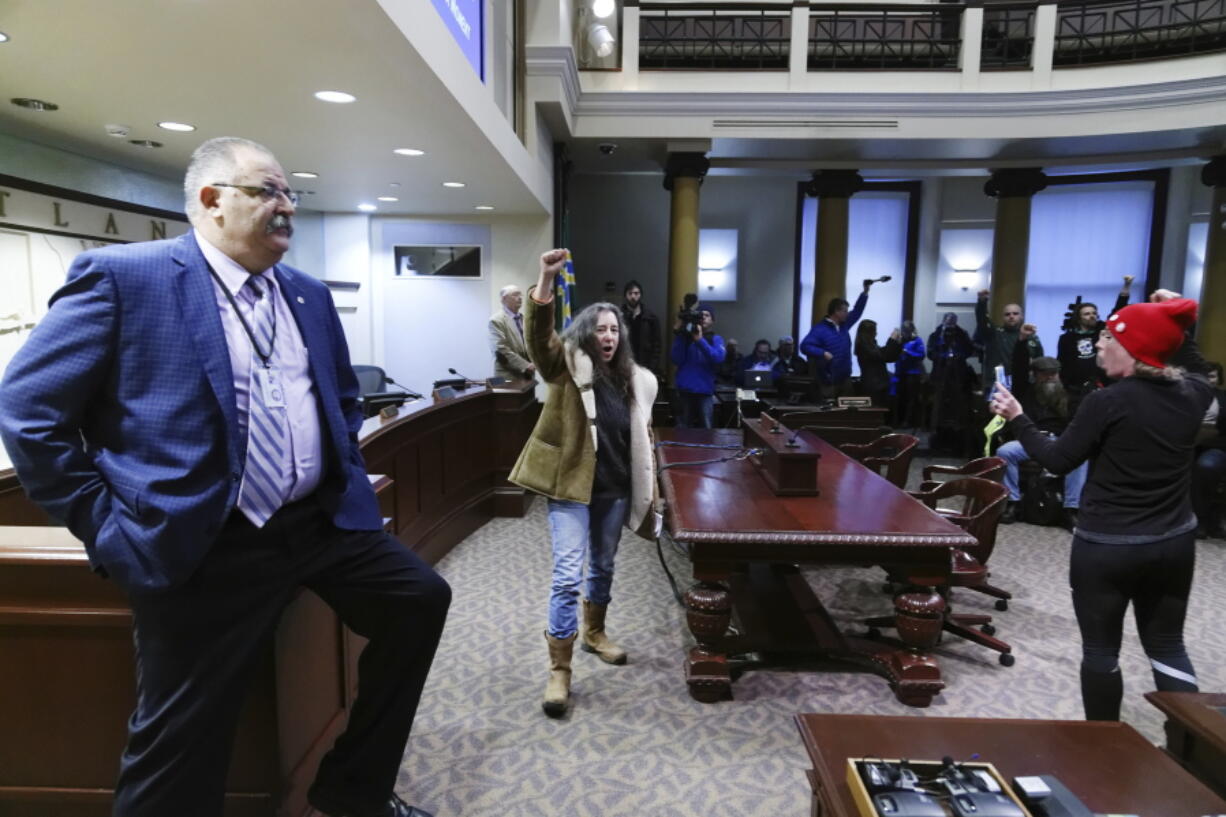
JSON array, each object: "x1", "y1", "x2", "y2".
[
  {"x1": 377, "y1": 196, "x2": 399, "y2": 202},
  {"x1": 314, "y1": 90, "x2": 356, "y2": 104},
  {"x1": 129, "y1": 139, "x2": 163, "y2": 148},
  {"x1": 388, "y1": 182, "x2": 401, "y2": 188},
  {"x1": 11, "y1": 97, "x2": 58, "y2": 112},
  {"x1": 592, "y1": 0, "x2": 616, "y2": 18},
  {"x1": 442, "y1": 181, "x2": 466, "y2": 188},
  {"x1": 0, "y1": 31, "x2": 10, "y2": 43},
  {"x1": 291, "y1": 171, "x2": 319, "y2": 179},
  {"x1": 357, "y1": 203, "x2": 377, "y2": 212},
  {"x1": 475, "y1": 205, "x2": 495, "y2": 211},
  {"x1": 157, "y1": 121, "x2": 195, "y2": 132},
  {"x1": 393, "y1": 148, "x2": 425, "y2": 157}
]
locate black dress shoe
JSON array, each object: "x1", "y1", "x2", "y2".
[
  {"x1": 308, "y1": 789, "x2": 434, "y2": 817},
  {"x1": 1000, "y1": 501, "x2": 1019, "y2": 525}
]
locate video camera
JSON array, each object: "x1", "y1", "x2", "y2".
[
  {"x1": 1061, "y1": 295, "x2": 1101, "y2": 333},
  {"x1": 676, "y1": 292, "x2": 704, "y2": 338}
]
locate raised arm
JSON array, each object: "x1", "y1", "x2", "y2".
[{"x1": 523, "y1": 249, "x2": 570, "y2": 381}]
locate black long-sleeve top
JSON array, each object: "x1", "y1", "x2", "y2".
[{"x1": 1008, "y1": 335, "x2": 1213, "y2": 543}]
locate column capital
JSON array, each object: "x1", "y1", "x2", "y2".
[
  {"x1": 984, "y1": 168, "x2": 1048, "y2": 198},
  {"x1": 804, "y1": 169, "x2": 864, "y2": 199},
  {"x1": 1201, "y1": 155, "x2": 1226, "y2": 189},
  {"x1": 663, "y1": 153, "x2": 710, "y2": 191}
]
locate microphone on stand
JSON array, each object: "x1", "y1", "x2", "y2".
[
  {"x1": 448, "y1": 367, "x2": 484, "y2": 386},
  {"x1": 383, "y1": 376, "x2": 422, "y2": 399}
]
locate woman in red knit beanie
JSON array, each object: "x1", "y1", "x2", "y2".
[{"x1": 990, "y1": 289, "x2": 1213, "y2": 722}]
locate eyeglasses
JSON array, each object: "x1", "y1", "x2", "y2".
[{"x1": 212, "y1": 182, "x2": 300, "y2": 206}]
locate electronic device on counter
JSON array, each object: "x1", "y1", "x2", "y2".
[
  {"x1": 744, "y1": 370, "x2": 772, "y2": 390},
  {"x1": 846, "y1": 758, "x2": 1031, "y2": 817}
]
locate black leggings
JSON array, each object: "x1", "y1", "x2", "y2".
[{"x1": 1069, "y1": 530, "x2": 1198, "y2": 721}]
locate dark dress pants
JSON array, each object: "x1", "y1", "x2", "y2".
[{"x1": 113, "y1": 497, "x2": 452, "y2": 817}]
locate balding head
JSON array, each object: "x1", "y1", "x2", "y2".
[
  {"x1": 501, "y1": 284, "x2": 523, "y2": 314},
  {"x1": 1002, "y1": 303, "x2": 1023, "y2": 329}
]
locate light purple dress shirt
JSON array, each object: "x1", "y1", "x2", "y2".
[{"x1": 196, "y1": 233, "x2": 323, "y2": 512}]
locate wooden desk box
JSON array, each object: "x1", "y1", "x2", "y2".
[{"x1": 744, "y1": 414, "x2": 821, "y2": 496}]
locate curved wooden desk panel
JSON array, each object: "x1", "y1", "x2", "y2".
[{"x1": 0, "y1": 381, "x2": 539, "y2": 817}]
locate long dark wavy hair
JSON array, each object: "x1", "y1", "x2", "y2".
[
  {"x1": 561, "y1": 302, "x2": 636, "y2": 396},
  {"x1": 854, "y1": 319, "x2": 879, "y2": 357}
]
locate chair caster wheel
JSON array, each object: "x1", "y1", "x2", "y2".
[
  {"x1": 999, "y1": 653, "x2": 1015, "y2": 667},
  {"x1": 995, "y1": 599, "x2": 1009, "y2": 611},
  {"x1": 980, "y1": 624, "x2": 996, "y2": 636},
  {"x1": 866, "y1": 628, "x2": 881, "y2": 640}
]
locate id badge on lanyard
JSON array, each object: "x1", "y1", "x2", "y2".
[{"x1": 254, "y1": 364, "x2": 287, "y2": 409}]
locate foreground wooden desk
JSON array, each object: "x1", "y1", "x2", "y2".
[
  {"x1": 795, "y1": 713, "x2": 1226, "y2": 817},
  {"x1": 1146, "y1": 691, "x2": 1226, "y2": 799},
  {"x1": 658, "y1": 428, "x2": 976, "y2": 707},
  {"x1": 0, "y1": 381, "x2": 538, "y2": 817}
]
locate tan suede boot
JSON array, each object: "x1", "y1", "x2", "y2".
[
  {"x1": 580, "y1": 599, "x2": 627, "y2": 665},
  {"x1": 543, "y1": 632, "x2": 576, "y2": 718}
]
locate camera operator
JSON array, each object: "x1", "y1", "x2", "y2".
[
  {"x1": 670, "y1": 301, "x2": 725, "y2": 428},
  {"x1": 1058, "y1": 275, "x2": 1133, "y2": 413}
]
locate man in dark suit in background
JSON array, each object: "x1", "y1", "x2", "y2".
[{"x1": 0, "y1": 137, "x2": 450, "y2": 817}]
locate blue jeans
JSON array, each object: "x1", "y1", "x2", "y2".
[
  {"x1": 678, "y1": 392, "x2": 714, "y2": 429},
  {"x1": 546, "y1": 495, "x2": 628, "y2": 639},
  {"x1": 998, "y1": 439, "x2": 1088, "y2": 509}
]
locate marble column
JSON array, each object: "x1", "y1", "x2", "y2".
[
  {"x1": 663, "y1": 152, "x2": 710, "y2": 381},
  {"x1": 1198, "y1": 156, "x2": 1226, "y2": 365},
  {"x1": 804, "y1": 170, "x2": 864, "y2": 326},
  {"x1": 983, "y1": 168, "x2": 1048, "y2": 320}
]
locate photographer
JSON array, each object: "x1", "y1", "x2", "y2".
[
  {"x1": 1058, "y1": 275, "x2": 1133, "y2": 413},
  {"x1": 670, "y1": 302, "x2": 725, "y2": 428},
  {"x1": 801, "y1": 277, "x2": 886, "y2": 399}
]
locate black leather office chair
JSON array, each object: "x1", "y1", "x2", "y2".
[{"x1": 352, "y1": 365, "x2": 387, "y2": 396}]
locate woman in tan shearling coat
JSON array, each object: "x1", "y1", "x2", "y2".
[{"x1": 509, "y1": 249, "x2": 659, "y2": 718}]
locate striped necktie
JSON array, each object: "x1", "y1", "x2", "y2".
[{"x1": 237, "y1": 275, "x2": 290, "y2": 526}]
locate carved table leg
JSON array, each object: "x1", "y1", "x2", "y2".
[
  {"x1": 684, "y1": 581, "x2": 733, "y2": 702},
  {"x1": 888, "y1": 586, "x2": 946, "y2": 707}
]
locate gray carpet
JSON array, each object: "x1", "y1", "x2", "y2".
[{"x1": 394, "y1": 484, "x2": 1226, "y2": 817}]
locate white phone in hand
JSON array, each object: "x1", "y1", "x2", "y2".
[{"x1": 993, "y1": 365, "x2": 1006, "y2": 397}]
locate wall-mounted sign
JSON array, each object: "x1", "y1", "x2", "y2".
[{"x1": 431, "y1": 0, "x2": 484, "y2": 79}]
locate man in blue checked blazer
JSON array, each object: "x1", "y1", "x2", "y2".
[{"x1": 0, "y1": 137, "x2": 448, "y2": 817}]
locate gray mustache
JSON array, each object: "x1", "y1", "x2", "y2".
[{"x1": 267, "y1": 214, "x2": 294, "y2": 236}]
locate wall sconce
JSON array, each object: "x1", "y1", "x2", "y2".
[
  {"x1": 587, "y1": 22, "x2": 615, "y2": 57},
  {"x1": 952, "y1": 269, "x2": 979, "y2": 291}
]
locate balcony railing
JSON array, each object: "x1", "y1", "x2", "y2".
[
  {"x1": 808, "y1": 5, "x2": 961, "y2": 70},
  {"x1": 982, "y1": 4, "x2": 1036, "y2": 69},
  {"x1": 623, "y1": 0, "x2": 1226, "y2": 71},
  {"x1": 1054, "y1": 0, "x2": 1226, "y2": 64},
  {"x1": 639, "y1": 3, "x2": 791, "y2": 69}
]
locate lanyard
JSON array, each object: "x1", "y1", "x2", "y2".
[{"x1": 208, "y1": 265, "x2": 277, "y2": 367}]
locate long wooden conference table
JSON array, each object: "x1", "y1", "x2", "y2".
[
  {"x1": 0, "y1": 381, "x2": 538, "y2": 817},
  {"x1": 657, "y1": 426, "x2": 977, "y2": 708}
]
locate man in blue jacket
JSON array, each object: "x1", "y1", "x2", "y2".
[
  {"x1": 670, "y1": 304, "x2": 726, "y2": 428},
  {"x1": 801, "y1": 278, "x2": 880, "y2": 398},
  {"x1": 0, "y1": 137, "x2": 449, "y2": 817}
]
